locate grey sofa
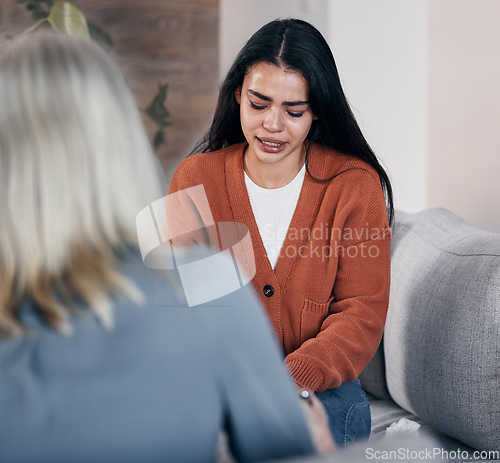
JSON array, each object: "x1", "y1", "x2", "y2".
[
  {"x1": 358, "y1": 208, "x2": 500, "y2": 462},
  {"x1": 283, "y1": 208, "x2": 500, "y2": 463}
]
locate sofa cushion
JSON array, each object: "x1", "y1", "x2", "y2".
[
  {"x1": 384, "y1": 208, "x2": 500, "y2": 451},
  {"x1": 359, "y1": 340, "x2": 391, "y2": 400},
  {"x1": 368, "y1": 396, "x2": 488, "y2": 462}
]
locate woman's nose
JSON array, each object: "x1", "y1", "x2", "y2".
[{"x1": 263, "y1": 109, "x2": 284, "y2": 133}]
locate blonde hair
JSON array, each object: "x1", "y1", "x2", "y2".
[{"x1": 0, "y1": 33, "x2": 162, "y2": 336}]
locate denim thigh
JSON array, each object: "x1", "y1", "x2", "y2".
[{"x1": 315, "y1": 379, "x2": 371, "y2": 448}]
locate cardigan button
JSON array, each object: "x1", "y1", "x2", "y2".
[{"x1": 263, "y1": 284, "x2": 274, "y2": 297}]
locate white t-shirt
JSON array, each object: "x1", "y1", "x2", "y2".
[{"x1": 244, "y1": 164, "x2": 306, "y2": 269}]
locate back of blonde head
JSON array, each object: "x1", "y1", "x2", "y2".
[{"x1": 0, "y1": 33, "x2": 162, "y2": 336}]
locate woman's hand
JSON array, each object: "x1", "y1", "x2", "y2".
[{"x1": 297, "y1": 386, "x2": 336, "y2": 454}]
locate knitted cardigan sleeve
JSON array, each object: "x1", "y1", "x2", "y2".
[{"x1": 284, "y1": 167, "x2": 392, "y2": 391}]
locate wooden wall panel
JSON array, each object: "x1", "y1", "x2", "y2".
[{"x1": 1, "y1": 0, "x2": 219, "y2": 171}]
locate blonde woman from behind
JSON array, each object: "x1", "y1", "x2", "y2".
[{"x1": 0, "y1": 33, "x2": 328, "y2": 462}]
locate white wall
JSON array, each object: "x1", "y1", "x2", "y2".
[
  {"x1": 428, "y1": 0, "x2": 500, "y2": 233},
  {"x1": 328, "y1": 1, "x2": 429, "y2": 214}
]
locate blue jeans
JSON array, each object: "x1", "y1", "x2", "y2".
[{"x1": 315, "y1": 379, "x2": 371, "y2": 448}]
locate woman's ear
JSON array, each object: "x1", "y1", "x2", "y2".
[{"x1": 235, "y1": 86, "x2": 242, "y2": 104}]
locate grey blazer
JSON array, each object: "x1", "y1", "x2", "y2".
[{"x1": 0, "y1": 250, "x2": 314, "y2": 462}]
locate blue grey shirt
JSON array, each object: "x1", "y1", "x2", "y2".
[{"x1": 0, "y1": 251, "x2": 314, "y2": 462}]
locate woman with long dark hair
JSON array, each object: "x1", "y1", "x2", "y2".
[{"x1": 168, "y1": 18, "x2": 393, "y2": 447}]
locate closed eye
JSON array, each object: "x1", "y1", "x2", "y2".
[
  {"x1": 250, "y1": 101, "x2": 266, "y2": 111},
  {"x1": 250, "y1": 100, "x2": 305, "y2": 118}
]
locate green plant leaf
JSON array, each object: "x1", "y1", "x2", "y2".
[
  {"x1": 47, "y1": 2, "x2": 90, "y2": 40},
  {"x1": 145, "y1": 83, "x2": 172, "y2": 128},
  {"x1": 88, "y1": 20, "x2": 114, "y2": 50},
  {"x1": 152, "y1": 129, "x2": 166, "y2": 151},
  {"x1": 18, "y1": 0, "x2": 52, "y2": 21}
]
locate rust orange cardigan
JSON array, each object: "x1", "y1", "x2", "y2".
[{"x1": 167, "y1": 142, "x2": 391, "y2": 392}]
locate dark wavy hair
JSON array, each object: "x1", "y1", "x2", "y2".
[{"x1": 191, "y1": 18, "x2": 394, "y2": 224}]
